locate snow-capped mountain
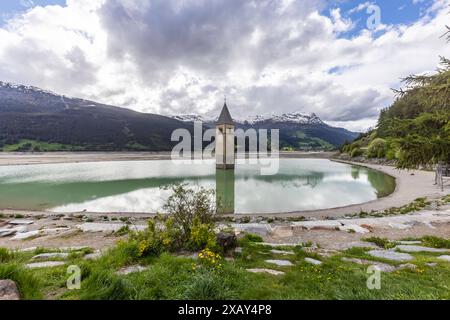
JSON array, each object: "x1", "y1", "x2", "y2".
[{"x1": 171, "y1": 112, "x2": 324, "y2": 125}]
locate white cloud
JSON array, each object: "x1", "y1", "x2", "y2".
[{"x1": 0, "y1": 0, "x2": 449, "y2": 132}]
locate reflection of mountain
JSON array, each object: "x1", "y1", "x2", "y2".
[{"x1": 239, "y1": 172, "x2": 325, "y2": 189}]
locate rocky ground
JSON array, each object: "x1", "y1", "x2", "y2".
[{"x1": 1, "y1": 202, "x2": 449, "y2": 252}]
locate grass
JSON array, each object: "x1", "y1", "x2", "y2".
[
  {"x1": 363, "y1": 237, "x2": 395, "y2": 249},
  {"x1": 0, "y1": 235, "x2": 449, "y2": 300},
  {"x1": 1, "y1": 139, "x2": 85, "y2": 152}
]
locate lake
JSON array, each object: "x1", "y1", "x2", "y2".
[{"x1": 0, "y1": 159, "x2": 395, "y2": 214}]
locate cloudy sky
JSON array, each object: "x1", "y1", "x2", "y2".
[{"x1": 0, "y1": 0, "x2": 449, "y2": 131}]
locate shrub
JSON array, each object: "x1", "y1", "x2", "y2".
[
  {"x1": 188, "y1": 218, "x2": 217, "y2": 251},
  {"x1": 197, "y1": 248, "x2": 223, "y2": 270},
  {"x1": 163, "y1": 184, "x2": 216, "y2": 243},
  {"x1": 350, "y1": 148, "x2": 363, "y2": 158},
  {"x1": 367, "y1": 138, "x2": 387, "y2": 158},
  {"x1": 0, "y1": 248, "x2": 12, "y2": 263}
]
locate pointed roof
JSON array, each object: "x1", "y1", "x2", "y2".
[{"x1": 217, "y1": 102, "x2": 234, "y2": 125}]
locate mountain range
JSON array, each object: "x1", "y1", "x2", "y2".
[{"x1": 0, "y1": 81, "x2": 358, "y2": 151}]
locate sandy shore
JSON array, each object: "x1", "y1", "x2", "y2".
[{"x1": 0, "y1": 152, "x2": 447, "y2": 219}]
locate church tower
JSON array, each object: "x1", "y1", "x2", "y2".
[{"x1": 216, "y1": 100, "x2": 235, "y2": 169}]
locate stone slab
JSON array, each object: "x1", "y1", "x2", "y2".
[
  {"x1": 395, "y1": 245, "x2": 450, "y2": 253},
  {"x1": 246, "y1": 268, "x2": 285, "y2": 276},
  {"x1": 368, "y1": 250, "x2": 413, "y2": 262},
  {"x1": 304, "y1": 258, "x2": 322, "y2": 265},
  {"x1": 265, "y1": 259, "x2": 294, "y2": 267},
  {"x1": 25, "y1": 261, "x2": 65, "y2": 269}
]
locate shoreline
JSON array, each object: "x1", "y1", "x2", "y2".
[{"x1": 0, "y1": 152, "x2": 447, "y2": 219}]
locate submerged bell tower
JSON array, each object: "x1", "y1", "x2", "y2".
[{"x1": 216, "y1": 99, "x2": 235, "y2": 170}]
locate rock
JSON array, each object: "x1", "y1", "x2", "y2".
[
  {"x1": 18, "y1": 247, "x2": 37, "y2": 252},
  {"x1": 84, "y1": 251, "x2": 102, "y2": 260},
  {"x1": 291, "y1": 220, "x2": 341, "y2": 230},
  {"x1": 304, "y1": 258, "x2": 322, "y2": 265},
  {"x1": 341, "y1": 257, "x2": 397, "y2": 272},
  {"x1": 339, "y1": 224, "x2": 370, "y2": 234},
  {"x1": 77, "y1": 223, "x2": 146, "y2": 233},
  {"x1": 234, "y1": 247, "x2": 243, "y2": 254},
  {"x1": 10, "y1": 230, "x2": 40, "y2": 240},
  {"x1": 270, "y1": 226, "x2": 294, "y2": 238},
  {"x1": 397, "y1": 263, "x2": 417, "y2": 270},
  {"x1": 270, "y1": 249, "x2": 295, "y2": 255},
  {"x1": 426, "y1": 262, "x2": 437, "y2": 267},
  {"x1": 368, "y1": 250, "x2": 413, "y2": 262},
  {"x1": 8, "y1": 219, "x2": 34, "y2": 225},
  {"x1": 395, "y1": 245, "x2": 450, "y2": 253},
  {"x1": 0, "y1": 280, "x2": 20, "y2": 300},
  {"x1": 0, "y1": 226, "x2": 28, "y2": 238},
  {"x1": 232, "y1": 223, "x2": 272, "y2": 236},
  {"x1": 246, "y1": 268, "x2": 285, "y2": 276},
  {"x1": 58, "y1": 246, "x2": 89, "y2": 252},
  {"x1": 116, "y1": 265, "x2": 147, "y2": 275},
  {"x1": 437, "y1": 255, "x2": 450, "y2": 262},
  {"x1": 32, "y1": 252, "x2": 69, "y2": 260},
  {"x1": 26, "y1": 261, "x2": 65, "y2": 269},
  {"x1": 332, "y1": 241, "x2": 378, "y2": 250},
  {"x1": 303, "y1": 247, "x2": 338, "y2": 258},
  {"x1": 0, "y1": 228, "x2": 16, "y2": 237},
  {"x1": 396, "y1": 241, "x2": 422, "y2": 245},
  {"x1": 216, "y1": 232, "x2": 237, "y2": 252},
  {"x1": 265, "y1": 259, "x2": 294, "y2": 267},
  {"x1": 10, "y1": 227, "x2": 70, "y2": 241},
  {"x1": 259, "y1": 242, "x2": 299, "y2": 247}
]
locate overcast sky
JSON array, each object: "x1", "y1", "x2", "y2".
[{"x1": 0, "y1": 0, "x2": 449, "y2": 131}]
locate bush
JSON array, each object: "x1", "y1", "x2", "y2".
[
  {"x1": 367, "y1": 138, "x2": 387, "y2": 158},
  {"x1": 188, "y1": 218, "x2": 217, "y2": 251},
  {"x1": 350, "y1": 148, "x2": 363, "y2": 158},
  {"x1": 163, "y1": 184, "x2": 216, "y2": 244}
]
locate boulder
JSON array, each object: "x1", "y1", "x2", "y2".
[
  {"x1": 0, "y1": 280, "x2": 20, "y2": 300},
  {"x1": 216, "y1": 232, "x2": 237, "y2": 252}
]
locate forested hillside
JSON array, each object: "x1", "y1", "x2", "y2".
[{"x1": 342, "y1": 57, "x2": 450, "y2": 169}]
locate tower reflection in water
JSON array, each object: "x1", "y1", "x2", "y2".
[{"x1": 215, "y1": 169, "x2": 235, "y2": 214}]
